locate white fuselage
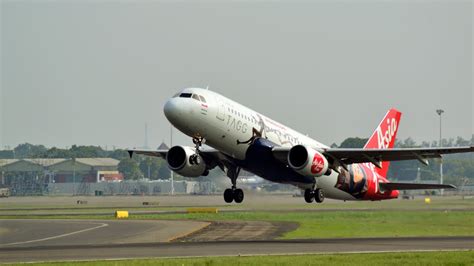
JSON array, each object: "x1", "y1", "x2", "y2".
[{"x1": 164, "y1": 88, "x2": 355, "y2": 200}]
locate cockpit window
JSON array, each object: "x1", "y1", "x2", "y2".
[
  {"x1": 192, "y1": 94, "x2": 200, "y2": 101},
  {"x1": 199, "y1": 95, "x2": 206, "y2": 103},
  {"x1": 180, "y1": 93, "x2": 192, "y2": 98}
]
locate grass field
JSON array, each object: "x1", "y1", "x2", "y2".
[
  {"x1": 2, "y1": 196, "x2": 473, "y2": 239},
  {"x1": 12, "y1": 251, "x2": 474, "y2": 266},
  {"x1": 2, "y1": 210, "x2": 473, "y2": 239},
  {"x1": 141, "y1": 210, "x2": 474, "y2": 239}
]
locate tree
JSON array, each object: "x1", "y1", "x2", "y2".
[
  {"x1": 157, "y1": 161, "x2": 171, "y2": 180},
  {"x1": 13, "y1": 143, "x2": 47, "y2": 158},
  {"x1": 108, "y1": 149, "x2": 129, "y2": 160},
  {"x1": 0, "y1": 150, "x2": 14, "y2": 159},
  {"x1": 69, "y1": 145, "x2": 106, "y2": 158},
  {"x1": 118, "y1": 158, "x2": 143, "y2": 180},
  {"x1": 455, "y1": 136, "x2": 470, "y2": 147},
  {"x1": 139, "y1": 158, "x2": 163, "y2": 180},
  {"x1": 339, "y1": 137, "x2": 368, "y2": 148},
  {"x1": 44, "y1": 147, "x2": 71, "y2": 158}
]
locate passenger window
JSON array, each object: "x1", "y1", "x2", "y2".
[
  {"x1": 199, "y1": 95, "x2": 206, "y2": 103},
  {"x1": 192, "y1": 94, "x2": 200, "y2": 101},
  {"x1": 180, "y1": 93, "x2": 192, "y2": 98}
]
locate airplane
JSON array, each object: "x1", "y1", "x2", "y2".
[{"x1": 128, "y1": 88, "x2": 474, "y2": 203}]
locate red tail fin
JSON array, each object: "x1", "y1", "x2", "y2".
[{"x1": 364, "y1": 108, "x2": 402, "y2": 177}]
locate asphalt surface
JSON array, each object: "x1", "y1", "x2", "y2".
[
  {"x1": 0, "y1": 219, "x2": 209, "y2": 248},
  {"x1": 1, "y1": 237, "x2": 473, "y2": 263},
  {"x1": 0, "y1": 219, "x2": 473, "y2": 263}
]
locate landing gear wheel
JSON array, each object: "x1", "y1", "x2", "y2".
[
  {"x1": 304, "y1": 189, "x2": 314, "y2": 203},
  {"x1": 224, "y1": 189, "x2": 234, "y2": 203},
  {"x1": 315, "y1": 188, "x2": 324, "y2": 203},
  {"x1": 233, "y1": 189, "x2": 244, "y2": 203}
]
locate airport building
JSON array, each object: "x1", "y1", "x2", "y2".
[
  {"x1": 0, "y1": 158, "x2": 123, "y2": 195},
  {"x1": 0, "y1": 158, "x2": 122, "y2": 185},
  {"x1": 0, "y1": 158, "x2": 217, "y2": 196}
]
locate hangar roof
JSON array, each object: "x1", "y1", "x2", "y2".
[
  {"x1": 0, "y1": 159, "x2": 18, "y2": 168},
  {"x1": 0, "y1": 158, "x2": 119, "y2": 172},
  {"x1": 73, "y1": 158, "x2": 119, "y2": 167}
]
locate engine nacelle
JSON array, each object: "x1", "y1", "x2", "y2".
[
  {"x1": 287, "y1": 145, "x2": 329, "y2": 177},
  {"x1": 166, "y1": 145, "x2": 206, "y2": 177}
]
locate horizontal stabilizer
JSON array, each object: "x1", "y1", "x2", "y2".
[{"x1": 379, "y1": 182, "x2": 456, "y2": 191}]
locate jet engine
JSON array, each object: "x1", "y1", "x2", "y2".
[
  {"x1": 287, "y1": 145, "x2": 329, "y2": 177},
  {"x1": 166, "y1": 145, "x2": 207, "y2": 177}
]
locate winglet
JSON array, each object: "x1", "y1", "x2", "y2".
[{"x1": 128, "y1": 150, "x2": 134, "y2": 158}]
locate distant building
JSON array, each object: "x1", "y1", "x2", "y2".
[{"x1": 0, "y1": 158, "x2": 122, "y2": 185}]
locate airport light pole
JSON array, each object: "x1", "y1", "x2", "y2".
[
  {"x1": 436, "y1": 109, "x2": 444, "y2": 196},
  {"x1": 72, "y1": 157, "x2": 76, "y2": 196},
  {"x1": 170, "y1": 126, "x2": 174, "y2": 195}
]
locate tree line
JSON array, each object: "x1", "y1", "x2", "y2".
[
  {"x1": 0, "y1": 134, "x2": 472, "y2": 185},
  {"x1": 0, "y1": 143, "x2": 169, "y2": 181}
]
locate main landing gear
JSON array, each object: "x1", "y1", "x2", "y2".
[
  {"x1": 223, "y1": 166, "x2": 244, "y2": 203},
  {"x1": 304, "y1": 188, "x2": 324, "y2": 203},
  {"x1": 224, "y1": 188, "x2": 244, "y2": 203}
]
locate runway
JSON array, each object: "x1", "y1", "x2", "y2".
[
  {"x1": 0, "y1": 219, "x2": 209, "y2": 247},
  {"x1": 0, "y1": 219, "x2": 472, "y2": 263},
  {"x1": 1, "y1": 237, "x2": 473, "y2": 263}
]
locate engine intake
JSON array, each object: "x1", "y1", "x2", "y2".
[
  {"x1": 288, "y1": 145, "x2": 329, "y2": 177},
  {"x1": 166, "y1": 146, "x2": 206, "y2": 177}
]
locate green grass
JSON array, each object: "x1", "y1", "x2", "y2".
[
  {"x1": 2, "y1": 197, "x2": 473, "y2": 239},
  {"x1": 151, "y1": 210, "x2": 474, "y2": 239},
  {"x1": 10, "y1": 251, "x2": 474, "y2": 266}
]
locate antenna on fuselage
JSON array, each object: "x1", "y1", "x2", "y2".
[{"x1": 205, "y1": 85, "x2": 209, "y2": 90}]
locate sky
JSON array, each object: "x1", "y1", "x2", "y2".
[{"x1": 1, "y1": 0, "x2": 473, "y2": 150}]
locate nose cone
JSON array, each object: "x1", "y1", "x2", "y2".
[{"x1": 163, "y1": 98, "x2": 179, "y2": 123}]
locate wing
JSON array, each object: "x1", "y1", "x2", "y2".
[
  {"x1": 127, "y1": 148, "x2": 226, "y2": 170},
  {"x1": 323, "y1": 146, "x2": 474, "y2": 166},
  {"x1": 127, "y1": 149, "x2": 168, "y2": 158},
  {"x1": 272, "y1": 146, "x2": 474, "y2": 170},
  {"x1": 128, "y1": 149, "x2": 168, "y2": 159},
  {"x1": 379, "y1": 182, "x2": 456, "y2": 190}
]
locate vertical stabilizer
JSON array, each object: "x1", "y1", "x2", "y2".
[{"x1": 364, "y1": 108, "x2": 402, "y2": 177}]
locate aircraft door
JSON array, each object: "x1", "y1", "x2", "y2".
[{"x1": 215, "y1": 96, "x2": 226, "y2": 121}]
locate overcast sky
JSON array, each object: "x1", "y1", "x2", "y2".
[{"x1": 1, "y1": 1, "x2": 472, "y2": 150}]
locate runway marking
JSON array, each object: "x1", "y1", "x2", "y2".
[{"x1": 0, "y1": 222, "x2": 109, "y2": 247}]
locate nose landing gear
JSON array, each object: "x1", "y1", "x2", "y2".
[{"x1": 189, "y1": 135, "x2": 205, "y2": 165}]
